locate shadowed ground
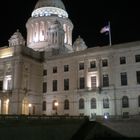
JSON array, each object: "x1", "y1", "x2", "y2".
[{"x1": 0, "y1": 115, "x2": 134, "y2": 140}]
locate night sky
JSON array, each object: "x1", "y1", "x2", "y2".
[{"x1": 0, "y1": 0, "x2": 140, "y2": 48}]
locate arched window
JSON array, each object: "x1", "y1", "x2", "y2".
[
  {"x1": 79, "y1": 98, "x2": 84, "y2": 109},
  {"x1": 138, "y1": 96, "x2": 140, "y2": 107},
  {"x1": 103, "y1": 98, "x2": 109, "y2": 108},
  {"x1": 91, "y1": 98, "x2": 96, "y2": 109},
  {"x1": 52, "y1": 100, "x2": 57, "y2": 110},
  {"x1": 64, "y1": 99, "x2": 69, "y2": 110},
  {"x1": 122, "y1": 96, "x2": 129, "y2": 108},
  {"x1": 42, "y1": 101, "x2": 46, "y2": 111}
]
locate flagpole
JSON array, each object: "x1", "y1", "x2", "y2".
[{"x1": 108, "y1": 21, "x2": 112, "y2": 46}]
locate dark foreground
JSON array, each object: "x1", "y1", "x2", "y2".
[{"x1": 0, "y1": 115, "x2": 134, "y2": 140}]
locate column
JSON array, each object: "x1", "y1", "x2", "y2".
[{"x1": 97, "y1": 58, "x2": 102, "y2": 89}]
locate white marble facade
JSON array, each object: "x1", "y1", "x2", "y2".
[{"x1": 0, "y1": 0, "x2": 140, "y2": 118}]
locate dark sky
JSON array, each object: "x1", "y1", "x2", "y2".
[{"x1": 0, "y1": 0, "x2": 140, "y2": 48}]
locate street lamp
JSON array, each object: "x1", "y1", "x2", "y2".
[
  {"x1": 28, "y1": 103, "x2": 32, "y2": 115},
  {"x1": 54, "y1": 101, "x2": 59, "y2": 115}
]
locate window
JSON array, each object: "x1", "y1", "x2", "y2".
[
  {"x1": 33, "y1": 106, "x2": 36, "y2": 115},
  {"x1": 53, "y1": 66, "x2": 57, "y2": 73},
  {"x1": 53, "y1": 80, "x2": 57, "y2": 91},
  {"x1": 43, "y1": 82, "x2": 47, "y2": 93},
  {"x1": 121, "y1": 72, "x2": 127, "y2": 86},
  {"x1": 79, "y1": 62, "x2": 84, "y2": 70},
  {"x1": 102, "y1": 59, "x2": 108, "y2": 67},
  {"x1": 135, "y1": 55, "x2": 140, "y2": 62},
  {"x1": 91, "y1": 76, "x2": 96, "y2": 88},
  {"x1": 136, "y1": 71, "x2": 140, "y2": 84},
  {"x1": 120, "y1": 57, "x2": 126, "y2": 64},
  {"x1": 64, "y1": 65, "x2": 69, "y2": 72},
  {"x1": 64, "y1": 79, "x2": 69, "y2": 90},
  {"x1": 122, "y1": 96, "x2": 129, "y2": 108},
  {"x1": 7, "y1": 79, "x2": 12, "y2": 90},
  {"x1": 138, "y1": 96, "x2": 140, "y2": 107},
  {"x1": 79, "y1": 77, "x2": 85, "y2": 89},
  {"x1": 79, "y1": 98, "x2": 84, "y2": 109},
  {"x1": 42, "y1": 101, "x2": 46, "y2": 111},
  {"x1": 91, "y1": 98, "x2": 96, "y2": 109},
  {"x1": 103, "y1": 98, "x2": 109, "y2": 108},
  {"x1": 122, "y1": 112, "x2": 129, "y2": 118},
  {"x1": 103, "y1": 74, "x2": 109, "y2": 87},
  {"x1": 0, "y1": 81, "x2": 3, "y2": 91},
  {"x1": 90, "y1": 61, "x2": 96, "y2": 68},
  {"x1": 43, "y1": 69, "x2": 47, "y2": 76},
  {"x1": 52, "y1": 100, "x2": 57, "y2": 110},
  {"x1": 64, "y1": 100, "x2": 69, "y2": 110}
]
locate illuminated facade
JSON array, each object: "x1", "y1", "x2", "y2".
[{"x1": 0, "y1": 0, "x2": 140, "y2": 117}]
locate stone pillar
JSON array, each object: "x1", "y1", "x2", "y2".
[
  {"x1": 13, "y1": 61, "x2": 23, "y2": 89},
  {"x1": 45, "y1": 22, "x2": 48, "y2": 41},
  {"x1": 68, "y1": 27, "x2": 70, "y2": 45},
  {"x1": 97, "y1": 58, "x2": 102, "y2": 89},
  {"x1": 1, "y1": 99, "x2": 4, "y2": 114},
  {"x1": 85, "y1": 59, "x2": 88, "y2": 88},
  {"x1": 36, "y1": 22, "x2": 39, "y2": 42},
  {"x1": 70, "y1": 28, "x2": 72, "y2": 45},
  {"x1": 31, "y1": 24, "x2": 33, "y2": 43},
  {"x1": 10, "y1": 60, "x2": 23, "y2": 114}
]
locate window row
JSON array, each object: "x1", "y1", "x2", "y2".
[
  {"x1": 80, "y1": 54, "x2": 140, "y2": 70},
  {"x1": 43, "y1": 79, "x2": 69, "y2": 92},
  {"x1": 42, "y1": 95, "x2": 140, "y2": 111},
  {"x1": 43, "y1": 65, "x2": 69, "y2": 75},
  {"x1": 42, "y1": 71, "x2": 140, "y2": 92},
  {"x1": 43, "y1": 54, "x2": 140, "y2": 75}
]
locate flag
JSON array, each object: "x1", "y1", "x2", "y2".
[
  {"x1": 100, "y1": 21, "x2": 112, "y2": 46},
  {"x1": 100, "y1": 25, "x2": 110, "y2": 33}
]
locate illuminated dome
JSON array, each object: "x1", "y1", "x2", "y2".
[{"x1": 32, "y1": 0, "x2": 68, "y2": 18}]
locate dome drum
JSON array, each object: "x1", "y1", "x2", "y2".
[{"x1": 32, "y1": 7, "x2": 68, "y2": 18}]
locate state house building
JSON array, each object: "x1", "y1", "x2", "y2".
[{"x1": 0, "y1": 0, "x2": 140, "y2": 118}]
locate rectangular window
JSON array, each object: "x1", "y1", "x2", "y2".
[
  {"x1": 64, "y1": 79, "x2": 69, "y2": 90},
  {"x1": 42, "y1": 101, "x2": 46, "y2": 111},
  {"x1": 136, "y1": 71, "x2": 140, "y2": 84},
  {"x1": 64, "y1": 65, "x2": 69, "y2": 72},
  {"x1": 102, "y1": 59, "x2": 108, "y2": 67},
  {"x1": 79, "y1": 77, "x2": 85, "y2": 89},
  {"x1": 103, "y1": 98, "x2": 109, "y2": 108},
  {"x1": 53, "y1": 80, "x2": 57, "y2": 91},
  {"x1": 121, "y1": 72, "x2": 127, "y2": 86},
  {"x1": 43, "y1": 69, "x2": 47, "y2": 76},
  {"x1": 79, "y1": 62, "x2": 84, "y2": 70},
  {"x1": 122, "y1": 112, "x2": 129, "y2": 118},
  {"x1": 53, "y1": 66, "x2": 57, "y2": 73},
  {"x1": 135, "y1": 55, "x2": 140, "y2": 62},
  {"x1": 103, "y1": 74, "x2": 109, "y2": 87},
  {"x1": 7, "y1": 79, "x2": 12, "y2": 90},
  {"x1": 90, "y1": 61, "x2": 96, "y2": 68},
  {"x1": 120, "y1": 56, "x2": 126, "y2": 64},
  {"x1": 91, "y1": 76, "x2": 96, "y2": 88},
  {"x1": 0, "y1": 81, "x2": 3, "y2": 91},
  {"x1": 43, "y1": 82, "x2": 47, "y2": 93}
]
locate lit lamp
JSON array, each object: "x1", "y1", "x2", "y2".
[
  {"x1": 54, "y1": 101, "x2": 59, "y2": 115},
  {"x1": 28, "y1": 103, "x2": 32, "y2": 115}
]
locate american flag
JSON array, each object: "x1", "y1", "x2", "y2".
[{"x1": 100, "y1": 25, "x2": 110, "y2": 33}]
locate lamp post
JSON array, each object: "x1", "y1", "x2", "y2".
[
  {"x1": 54, "y1": 101, "x2": 59, "y2": 115},
  {"x1": 28, "y1": 103, "x2": 32, "y2": 115}
]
